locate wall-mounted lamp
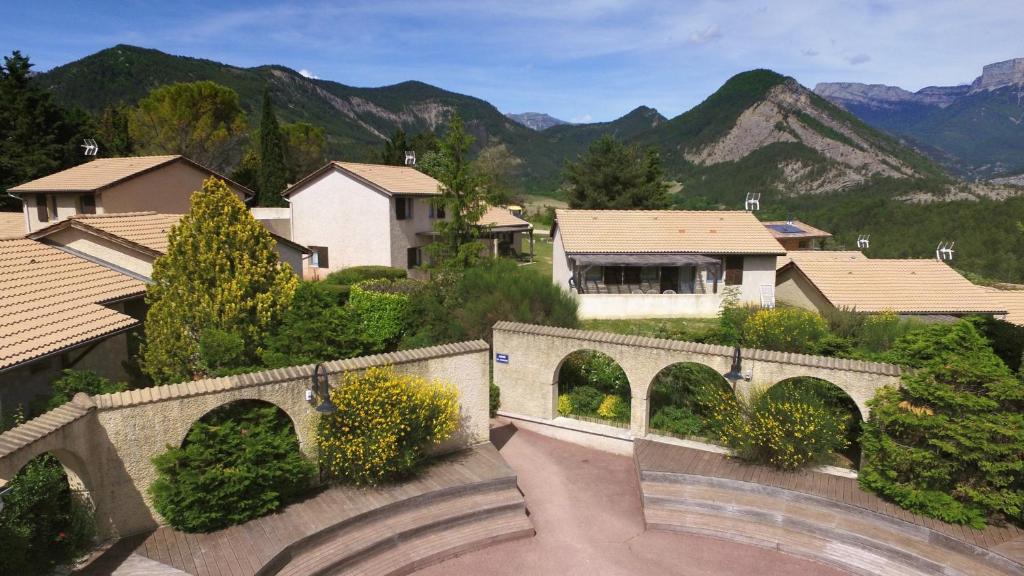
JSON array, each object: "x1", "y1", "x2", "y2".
[
  {"x1": 309, "y1": 363, "x2": 337, "y2": 414},
  {"x1": 723, "y1": 346, "x2": 744, "y2": 386}
]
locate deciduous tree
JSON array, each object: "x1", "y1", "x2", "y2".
[{"x1": 142, "y1": 178, "x2": 297, "y2": 383}]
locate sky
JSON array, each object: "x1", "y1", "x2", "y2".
[{"x1": 4, "y1": 1, "x2": 1024, "y2": 123}]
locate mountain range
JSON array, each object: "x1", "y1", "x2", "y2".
[
  {"x1": 815, "y1": 58, "x2": 1024, "y2": 179},
  {"x1": 39, "y1": 44, "x2": 962, "y2": 201},
  {"x1": 505, "y1": 112, "x2": 569, "y2": 131},
  {"x1": 27, "y1": 45, "x2": 1024, "y2": 282}
]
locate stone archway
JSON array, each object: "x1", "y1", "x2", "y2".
[
  {"x1": 765, "y1": 376, "x2": 865, "y2": 467},
  {"x1": 552, "y1": 349, "x2": 632, "y2": 427},
  {"x1": 645, "y1": 362, "x2": 735, "y2": 441}
]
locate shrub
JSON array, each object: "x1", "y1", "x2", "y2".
[
  {"x1": 348, "y1": 279, "x2": 421, "y2": 351},
  {"x1": 717, "y1": 302, "x2": 760, "y2": 346},
  {"x1": 860, "y1": 321, "x2": 1024, "y2": 528},
  {"x1": 597, "y1": 394, "x2": 630, "y2": 421},
  {"x1": 318, "y1": 366, "x2": 459, "y2": 486},
  {"x1": 559, "y1": 351, "x2": 629, "y2": 397},
  {"x1": 403, "y1": 259, "x2": 578, "y2": 345},
  {"x1": 713, "y1": 387, "x2": 849, "y2": 471},
  {"x1": 198, "y1": 328, "x2": 246, "y2": 375},
  {"x1": 324, "y1": 265, "x2": 407, "y2": 287},
  {"x1": 742, "y1": 307, "x2": 828, "y2": 353},
  {"x1": 648, "y1": 364, "x2": 733, "y2": 437},
  {"x1": 557, "y1": 394, "x2": 573, "y2": 416},
  {"x1": 0, "y1": 454, "x2": 95, "y2": 576},
  {"x1": 150, "y1": 401, "x2": 314, "y2": 532},
  {"x1": 650, "y1": 406, "x2": 704, "y2": 437},
  {"x1": 262, "y1": 282, "x2": 372, "y2": 367},
  {"x1": 47, "y1": 369, "x2": 126, "y2": 409},
  {"x1": 489, "y1": 383, "x2": 500, "y2": 417},
  {"x1": 565, "y1": 385, "x2": 604, "y2": 415}
]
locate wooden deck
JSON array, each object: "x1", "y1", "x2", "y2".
[
  {"x1": 635, "y1": 439, "x2": 1024, "y2": 559},
  {"x1": 78, "y1": 444, "x2": 521, "y2": 576}
]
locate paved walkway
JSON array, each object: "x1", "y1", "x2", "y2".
[{"x1": 415, "y1": 422, "x2": 848, "y2": 576}]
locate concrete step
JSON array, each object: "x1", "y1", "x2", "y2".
[
  {"x1": 642, "y1": 475, "x2": 1021, "y2": 576},
  {"x1": 272, "y1": 485, "x2": 532, "y2": 576}
]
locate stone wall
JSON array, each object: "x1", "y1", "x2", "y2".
[
  {"x1": 0, "y1": 341, "x2": 489, "y2": 538},
  {"x1": 492, "y1": 322, "x2": 903, "y2": 437}
]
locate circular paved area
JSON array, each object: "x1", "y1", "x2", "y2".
[{"x1": 415, "y1": 422, "x2": 848, "y2": 576}]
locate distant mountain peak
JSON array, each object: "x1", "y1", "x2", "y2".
[
  {"x1": 505, "y1": 112, "x2": 569, "y2": 131},
  {"x1": 971, "y1": 57, "x2": 1024, "y2": 92}
]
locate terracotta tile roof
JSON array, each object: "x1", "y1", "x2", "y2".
[
  {"x1": 0, "y1": 212, "x2": 24, "y2": 239},
  {"x1": 477, "y1": 206, "x2": 532, "y2": 230},
  {"x1": 762, "y1": 220, "x2": 833, "y2": 240},
  {"x1": 0, "y1": 238, "x2": 145, "y2": 371},
  {"x1": 784, "y1": 257, "x2": 1006, "y2": 315},
  {"x1": 335, "y1": 162, "x2": 442, "y2": 196},
  {"x1": 554, "y1": 209, "x2": 786, "y2": 255},
  {"x1": 983, "y1": 287, "x2": 1024, "y2": 326},
  {"x1": 777, "y1": 249, "x2": 867, "y2": 270},
  {"x1": 9, "y1": 156, "x2": 181, "y2": 193}
]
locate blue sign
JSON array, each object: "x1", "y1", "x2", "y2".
[{"x1": 495, "y1": 353, "x2": 509, "y2": 364}]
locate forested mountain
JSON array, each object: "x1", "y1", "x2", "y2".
[
  {"x1": 816, "y1": 58, "x2": 1024, "y2": 179},
  {"x1": 29, "y1": 45, "x2": 1024, "y2": 281}
]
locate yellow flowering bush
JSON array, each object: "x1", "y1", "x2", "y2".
[
  {"x1": 714, "y1": 387, "x2": 849, "y2": 471},
  {"x1": 557, "y1": 394, "x2": 573, "y2": 416},
  {"x1": 742, "y1": 307, "x2": 828, "y2": 353},
  {"x1": 317, "y1": 366, "x2": 459, "y2": 486},
  {"x1": 597, "y1": 394, "x2": 630, "y2": 422}
]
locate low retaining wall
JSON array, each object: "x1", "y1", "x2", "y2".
[
  {"x1": 575, "y1": 293, "x2": 725, "y2": 319},
  {"x1": 0, "y1": 341, "x2": 490, "y2": 538}
]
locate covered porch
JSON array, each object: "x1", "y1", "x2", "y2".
[{"x1": 569, "y1": 254, "x2": 725, "y2": 295}]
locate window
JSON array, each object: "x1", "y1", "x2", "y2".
[
  {"x1": 35, "y1": 194, "x2": 52, "y2": 223},
  {"x1": 407, "y1": 246, "x2": 422, "y2": 269},
  {"x1": 622, "y1": 266, "x2": 642, "y2": 285},
  {"x1": 724, "y1": 256, "x2": 744, "y2": 286},
  {"x1": 310, "y1": 246, "x2": 329, "y2": 268},
  {"x1": 428, "y1": 203, "x2": 446, "y2": 219},
  {"x1": 396, "y1": 197, "x2": 412, "y2": 220},
  {"x1": 603, "y1": 266, "x2": 623, "y2": 285},
  {"x1": 79, "y1": 194, "x2": 96, "y2": 214}
]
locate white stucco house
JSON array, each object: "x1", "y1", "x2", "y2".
[
  {"x1": 551, "y1": 209, "x2": 786, "y2": 319},
  {"x1": 282, "y1": 161, "x2": 534, "y2": 280}
]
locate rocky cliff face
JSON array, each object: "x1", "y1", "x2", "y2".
[
  {"x1": 814, "y1": 82, "x2": 966, "y2": 109},
  {"x1": 970, "y1": 58, "x2": 1024, "y2": 92},
  {"x1": 505, "y1": 112, "x2": 569, "y2": 131}
]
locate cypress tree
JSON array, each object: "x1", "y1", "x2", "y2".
[
  {"x1": 257, "y1": 88, "x2": 288, "y2": 206},
  {"x1": 142, "y1": 178, "x2": 298, "y2": 383}
]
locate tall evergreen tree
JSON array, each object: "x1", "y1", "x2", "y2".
[
  {"x1": 379, "y1": 128, "x2": 409, "y2": 165},
  {"x1": 429, "y1": 114, "x2": 486, "y2": 269},
  {"x1": 95, "y1": 105, "x2": 133, "y2": 156},
  {"x1": 257, "y1": 88, "x2": 288, "y2": 206},
  {"x1": 142, "y1": 178, "x2": 297, "y2": 383},
  {"x1": 563, "y1": 134, "x2": 669, "y2": 209},
  {"x1": 0, "y1": 51, "x2": 92, "y2": 211}
]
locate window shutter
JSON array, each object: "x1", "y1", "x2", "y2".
[{"x1": 36, "y1": 194, "x2": 48, "y2": 222}]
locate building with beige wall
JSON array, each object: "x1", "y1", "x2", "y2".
[
  {"x1": 775, "y1": 251, "x2": 1007, "y2": 318},
  {"x1": 28, "y1": 212, "x2": 309, "y2": 279},
  {"x1": 0, "y1": 238, "x2": 146, "y2": 417},
  {"x1": 551, "y1": 209, "x2": 785, "y2": 319},
  {"x1": 7, "y1": 155, "x2": 253, "y2": 235},
  {"x1": 283, "y1": 162, "x2": 450, "y2": 280}
]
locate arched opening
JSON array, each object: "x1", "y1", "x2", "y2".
[
  {"x1": 766, "y1": 377, "x2": 864, "y2": 468},
  {"x1": 554, "y1": 350, "x2": 631, "y2": 428},
  {"x1": 647, "y1": 362, "x2": 735, "y2": 441},
  {"x1": 0, "y1": 451, "x2": 97, "y2": 575},
  {"x1": 153, "y1": 399, "x2": 314, "y2": 533}
]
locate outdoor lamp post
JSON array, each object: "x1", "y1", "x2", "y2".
[
  {"x1": 310, "y1": 363, "x2": 337, "y2": 414},
  {"x1": 723, "y1": 346, "x2": 744, "y2": 388}
]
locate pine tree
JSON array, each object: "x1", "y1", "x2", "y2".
[
  {"x1": 429, "y1": 114, "x2": 486, "y2": 269},
  {"x1": 257, "y1": 88, "x2": 288, "y2": 206},
  {"x1": 142, "y1": 178, "x2": 298, "y2": 383},
  {"x1": 379, "y1": 128, "x2": 408, "y2": 165},
  {"x1": 563, "y1": 134, "x2": 669, "y2": 209}
]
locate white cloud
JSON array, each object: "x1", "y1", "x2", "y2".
[
  {"x1": 846, "y1": 53, "x2": 871, "y2": 65},
  {"x1": 571, "y1": 114, "x2": 593, "y2": 123},
  {"x1": 299, "y1": 68, "x2": 320, "y2": 79},
  {"x1": 687, "y1": 24, "x2": 722, "y2": 45}
]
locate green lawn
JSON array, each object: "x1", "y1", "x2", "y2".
[
  {"x1": 580, "y1": 317, "x2": 720, "y2": 342},
  {"x1": 519, "y1": 234, "x2": 553, "y2": 282}
]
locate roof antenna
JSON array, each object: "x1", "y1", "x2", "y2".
[
  {"x1": 857, "y1": 234, "x2": 870, "y2": 249},
  {"x1": 936, "y1": 241, "x2": 955, "y2": 261},
  {"x1": 404, "y1": 151, "x2": 416, "y2": 166},
  {"x1": 744, "y1": 192, "x2": 760, "y2": 211},
  {"x1": 81, "y1": 138, "x2": 99, "y2": 157},
  {"x1": 786, "y1": 212, "x2": 794, "y2": 225}
]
